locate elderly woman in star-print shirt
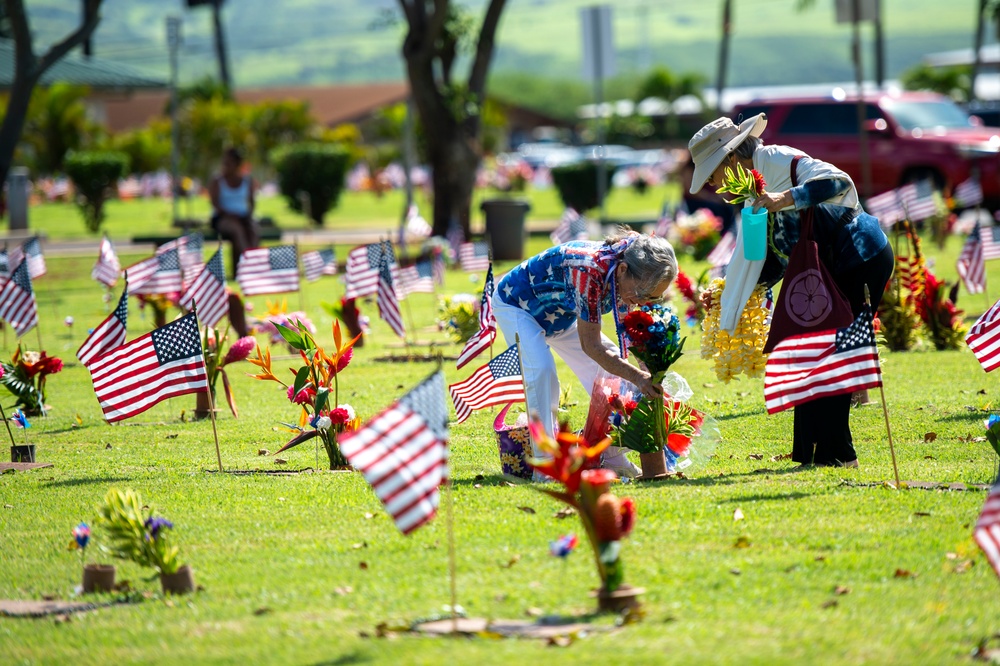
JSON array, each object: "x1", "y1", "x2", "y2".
[{"x1": 493, "y1": 229, "x2": 678, "y2": 478}]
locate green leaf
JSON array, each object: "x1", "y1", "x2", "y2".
[
  {"x1": 274, "y1": 322, "x2": 306, "y2": 351},
  {"x1": 292, "y1": 366, "x2": 310, "y2": 400},
  {"x1": 617, "y1": 396, "x2": 663, "y2": 454},
  {"x1": 314, "y1": 386, "x2": 330, "y2": 415}
]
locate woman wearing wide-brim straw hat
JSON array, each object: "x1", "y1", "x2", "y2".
[{"x1": 688, "y1": 113, "x2": 894, "y2": 468}]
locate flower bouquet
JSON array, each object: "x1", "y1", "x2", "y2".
[
  {"x1": 96, "y1": 487, "x2": 193, "y2": 594},
  {"x1": 438, "y1": 294, "x2": 480, "y2": 343},
  {"x1": 673, "y1": 268, "x2": 706, "y2": 326},
  {"x1": 668, "y1": 209, "x2": 722, "y2": 260},
  {"x1": 248, "y1": 320, "x2": 361, "y2": 469},
  {"x1": 616, "y1": 304, "x2": 686, "y2": 477},
  {"x1": 699, "y1": 277, "x2": 771, "y2": 383},
  {"x1": 526, "y1": 421, "x2": 641, "y2": 612},
  {"x1": 714, "y1": 162, "x2": 766, "y2": 206},
  {"x1": 253, "y1": 300, "x2": 318, "y2": 351},
  {"x1": 0, "y1": 347, "x2": 63, "y2": 416},
  {"x1": 199, "y1": 328, "x2": 255, "y2": 418}
]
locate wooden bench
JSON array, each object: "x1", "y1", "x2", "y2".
[{"x1": 133, "y1": 217, "x2": 282, "y2": 247}]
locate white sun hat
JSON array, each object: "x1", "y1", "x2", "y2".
[{"x1": 687, "y1": 113, "x2": 767, "y2": 194}]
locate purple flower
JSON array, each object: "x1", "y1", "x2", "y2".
[
  {"x1": 144, "y1": 516, "x2": 173, "y2": 541},
  {"x1": 72, "y1": 523, "x2": 90, "y2": 550}
]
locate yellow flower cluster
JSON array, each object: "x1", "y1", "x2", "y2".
[{"x1": 700, "y1": 278, "x2": 771, "y2": 383}]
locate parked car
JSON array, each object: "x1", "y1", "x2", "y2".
[{"x1": 730, "y1": 91, "x2": 1000, "y2": 209}]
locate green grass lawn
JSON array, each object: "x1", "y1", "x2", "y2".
[
  {"x1": 19, "y1": 183, "x2": 679, "y2": 242},
  {"x1": 1, "y1": 224, "x2": 999, "y2": 664}
]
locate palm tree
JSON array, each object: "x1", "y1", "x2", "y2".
[{"x1": 635, "y1": 66, "x2": 706, "y2": 139}]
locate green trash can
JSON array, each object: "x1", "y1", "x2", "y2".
[{"x1": 481, "y1": 199, "x2": 530, "y2": 261}]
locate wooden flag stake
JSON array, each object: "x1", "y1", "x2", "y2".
[
  {"x1": 0, "y1": 401, "x2": 16, "y2": 448},
  {"x1": 193, "y1": 300, "x2": 223, "y2": 472},
  {"x1": 865, "y1": 284, "x2": 901, "y2": 488}
]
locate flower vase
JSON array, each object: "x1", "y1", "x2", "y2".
[
  {"x1": 638, "y1": 451, "x2": 668, "y2": 480},
  {"x1": 594, "y1": 584, "x2": 645, "y2": 613},
  {"x1": 82, "y1": 563, "x2": 116, "y2": 594},
  {"x1": 160, "y1": 565, "x2": 195, "y2": 595},
  {"x1": 320, "y1": 430, "x2": 349, "y2": 470},
  {"x1": 10, "y1": 445, "x2": 35, "y2": 463},
  {"x1": 193, "y1": 390, "x2": 219, "y2": 420}
]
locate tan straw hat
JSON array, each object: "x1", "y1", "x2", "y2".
[{"x1": 687, "y1": 113, "x2": 767, "y2": 194}]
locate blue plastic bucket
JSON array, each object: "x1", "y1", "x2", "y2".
[{"x1": 741, "y1": 207, "x2": 767, "y2": 261}]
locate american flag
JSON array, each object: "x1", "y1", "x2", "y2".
[
  {"x1": 974, "y1": 477, "x2": 1000, "y2": 580},
  {"x1": 376, "y1": 248, "x2": 405, "y2": 338},
  {"x1": 77, "y1": 282, "x2": 128, "y2": 367},
  {"x1": 92, "y1": 235, "x2": 121, "y2": 287},
  {"x1": 954, "y1": 177, "x2": 984, "y2": 208},
  {"x1": 127, "y1": 249, "x2": 183, "y2": 295},
  {"x1": 0, "y1": 258, "x2": 38, "y2": 336},
  {"x1": 456, "y1": 263, "x2": 496, "y2": 369},
  {"x1": 345, "y1": 243, "x2": 398, "y2": 299},
  {"x1": 550, "y1": 207, "x2": 589, "y2": 245},
  {"x1": 865, "y1": 188, "x2": 906, "y2": 228},
  {"x1": 21, "y1": 237, "x2": 45, "y2": 279},
  {"x1": 764, "y1": 306, "x2": 882, "y2": 414},
  {"x1": 179, "y1": 249, "x2": 228, "y2": 328},
  {"x1": 397, "y1": 258, "x2": 436, "y2": 297},
  {"x1": 449, "y1": 343, "x2": 524, "y2": 423},
  {"x1": 898, "y1": 180, "x2": 939, "y2": 222},
  {"x1": 653, "y1": 204, "x2": 672, "y2": 238},
  {"x1": 978, "y1": 225, "x2": 1000, "y2": 260},
  {"x1": 339, "y1": 371, "x2": 449, "y2": 535},
  {"x1": 966, "y1": 296, "x2": 1000, "y2": 372},
  {"x1": 87, "y1": 312, "x2": 208, "y2": 423},
  {"x1": 459, "y1": 241, "x2": 490, "y2": 273},
  {"x1": 432, "y1": 252, "x2": 446, "y2": 286},
  {"x1": 236, "y1": 245, "x2": 300, "y2": 296},
  {"x1": 156, "y1": 233, "x2": 205, "y2": 277},
  {"x1": 302, "y1": 248, "x2": 337, "y2": 282},
  {"x1": 958, "y1": 228, "x2": 986, "y2": 295},
  {"x1": 707, "y1": 230, "x2": 737, "y2": 276}
]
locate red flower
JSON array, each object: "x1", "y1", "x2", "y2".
[
  {"x1": 39, "y1": 355, "x2": 63, "y2": 376},
  {"x1": 581, "y1": 468, "x2": 617, "y2": 496},
  {"x1": 329, "y1": 407, "x2": 350, "y2": 425},
  {"x1": 334, "y1": 347, "x2": 353, "y2": 373},
  {"x1": 750, "y1": 169, "x2": 766, "y2": 195},
  {"x1": 623, "y1": 310, "x2": 653, "y2": 341},
  {"x1": 618, "y1": 497, "x2": 636, "y2": 538},
  {"x1": 623, "y1": 400, "x2": 638, "y2": 416}
]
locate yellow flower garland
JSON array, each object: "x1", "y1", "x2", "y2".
[{"x1": 700, "y1": 278, "x2": 771, "y2": 383}]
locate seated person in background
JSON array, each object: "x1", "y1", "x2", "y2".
[
  {"x1": 677, "y1": 155, "x2": 736, "y2": 235},
  {"x1": 209, "y1": 147, "x2": 259, "y2": 272}
]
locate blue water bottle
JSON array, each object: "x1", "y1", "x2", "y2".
[{"x1": 741, "y1": 205, "x2": 767, "y2": 261}]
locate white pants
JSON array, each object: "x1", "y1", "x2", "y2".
[{"x1": 493, "y1": 296, "x2": 617, "y2": 454}]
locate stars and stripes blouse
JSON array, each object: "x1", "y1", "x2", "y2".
[{"x1": 495, "y1": 240, "x2": 630, "y2": 338}]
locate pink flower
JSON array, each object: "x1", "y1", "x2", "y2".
[
  {"x1": 223, "y1": 336, "x2": 255, "y2": 365},
  {"x1": 286, "y1": 384, "x2": 315, "y2": 405},
  {"x1": 329, "y1": 407, "x2": 350, "y2": 425}
]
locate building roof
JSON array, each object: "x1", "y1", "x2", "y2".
[
  {"x1": 101, "y1": 81, "x2": 410, "y2": 133},
  {"x1": 0, "y1": 39, "x2": 165, "y2": 90}
]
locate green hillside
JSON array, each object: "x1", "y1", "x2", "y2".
[{"x1": 27, "y1": 0, "x2": 978, "y2": 89}]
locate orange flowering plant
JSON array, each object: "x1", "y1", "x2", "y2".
[
  {"x1": 248, "y1": 319, "x2": 361, "y2": 469},
  {"x1": 527, "y1": 420, "x2": 637, "y2": 593}
]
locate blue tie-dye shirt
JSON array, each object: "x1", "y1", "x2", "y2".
[{"x1": 495, "y1": 241, "x2": 627, "y2": 336}]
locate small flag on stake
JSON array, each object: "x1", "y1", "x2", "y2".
[
  {"x1": 339, "y1": 371, "x2": 449, "y2": 535},
  {"x1": 449, "y1": 344, "x2": 525, "y2": 423},
  {"x1": 77, "y1": 281, "x2": 129, "y2": 367}
]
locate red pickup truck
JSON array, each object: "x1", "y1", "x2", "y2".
[{"x1": 730, "y1": 91, "x2": 1000, "y2": 209}]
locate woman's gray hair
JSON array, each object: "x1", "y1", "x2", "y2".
[
  {"x1": 732, "y1": 135, "x2": 762, "y2": 160},
  {"x1": 606, "y1": 227, "x2": 678, "y2": 297}
]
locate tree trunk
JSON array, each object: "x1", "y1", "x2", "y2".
[
  {"x1": 0, "y1": 73, "x2": 36, "y2": 189},
  {"x1": 428, "y1": 139, "x2": 478, "y2": 239}
]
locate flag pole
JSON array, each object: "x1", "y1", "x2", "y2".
[
  {"x1": 193, "y1": 300, "x2": 223, "y2": 472},
  {"x1": 295, "y1": 236, "x2": 306, "y2": 314},
  {"x1": 437, "y1": 352, "x2": 458, "y2": 634},
  {"x1": 865, "y1": 284, "x2": 901, "y2": 488},
  {"x1": 0, "y1": 401, "x2": 16, "y2": 449}
]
